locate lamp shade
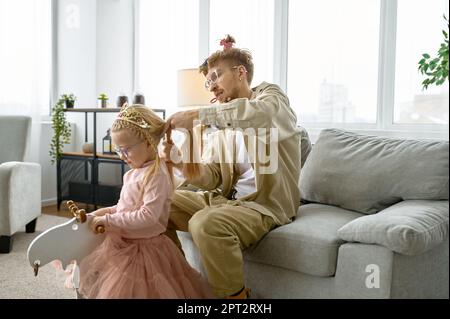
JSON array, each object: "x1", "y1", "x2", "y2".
[{"x1": 177, "y1": 68, "x2": 212, "y2": 107}]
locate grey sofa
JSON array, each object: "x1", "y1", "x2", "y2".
[{"x1": 178, "y1": 128, "x2": 449, "y2": 298}]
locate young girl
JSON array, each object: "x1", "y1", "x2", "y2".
[{"x1": 76, "y1": 104, "x2": 214, "y2": 299}]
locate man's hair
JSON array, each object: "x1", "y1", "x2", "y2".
[{"x1": 199, "y1": 35, "x2": 254, "y2": 85}]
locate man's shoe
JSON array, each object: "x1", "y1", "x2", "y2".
[{"x1": 224, "y1": 287, "x2": 251, "y2": 299}]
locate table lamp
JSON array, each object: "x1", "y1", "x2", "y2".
[
  {"x1": 176, "y1": 68, "x2": 213, "y2": 165},
  {"x1": 177, "y1": 68, "x2": 212, "y2": 109}
]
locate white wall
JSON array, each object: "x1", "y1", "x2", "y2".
[{"x1": 41, "y1": 0, "x2": 134, "y2": 205}]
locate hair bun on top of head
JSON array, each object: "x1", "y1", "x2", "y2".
[{"x1": 220, "y1": 34, "x2": 235, "y2": 50}]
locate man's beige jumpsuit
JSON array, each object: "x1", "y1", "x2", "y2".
[{"x1": 165, "y1": 82, "x2": 302, "y2": 297}]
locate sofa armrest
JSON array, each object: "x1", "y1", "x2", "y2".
[
  {"x1": 0, "y1": 161, "x2": 42, "y2": 235},
  {"x1": 337, "y1": 200, "x2": 449, "y2": 255}
]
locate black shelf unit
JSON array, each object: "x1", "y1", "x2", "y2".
[{"x1": 57, "y1": 107, "x2": 166, "y2": 210}]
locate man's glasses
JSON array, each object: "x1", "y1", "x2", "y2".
[
  {"x1": 114, "y1": 141, "x2": 144, "y2": 158},
  {"x1": 204, "y1": 66, "x2": 240, "y2": 90}
]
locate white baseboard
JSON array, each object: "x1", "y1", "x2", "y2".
[{"x1": 41, "y1": 198, "x2": 57, "y2": 207}]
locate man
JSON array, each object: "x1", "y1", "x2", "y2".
[{"x1": 162, "y1": 35, "x2": 302, "y2": 299}]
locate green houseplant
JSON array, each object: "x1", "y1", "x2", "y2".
[
  {"x1": 49, "y1": 96, "x2": 72, "y2": 164},
  {"x1": 418, "y1": 15, "x2": 449, "y2": 90},
  {"x1": 61, "y1": 93, "x2": 76, "y2": 108}
]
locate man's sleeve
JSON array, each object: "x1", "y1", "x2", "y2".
[{"x1": 198, "y1": 84, "x2": 288, "y2": 130}]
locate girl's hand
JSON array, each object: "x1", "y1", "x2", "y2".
[
  {"x1": 91, "y1": 207, "x2": 111, "y2": 217},
  {"x1": 90, "y1": 216, "x2": 106, "y2": 234}
]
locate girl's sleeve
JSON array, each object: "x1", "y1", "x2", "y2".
[
  {"x1": 103, "y1": 172, "x2": 172, "y2": 234},
  {"x1": 108, "y1": 205, "x2": 117, "y2": 214}
]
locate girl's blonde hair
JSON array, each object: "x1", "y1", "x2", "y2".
[{"x1": 111, "y1": 104, "x2": 172, "y2": 194}]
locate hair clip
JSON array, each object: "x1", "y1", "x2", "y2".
[{"x1": 220, "y1": 38, "x2": 233, "y2": 50}]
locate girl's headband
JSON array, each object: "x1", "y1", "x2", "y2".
[{"x1": 115, "y1": 105, "x2": 150, "y2": 129}]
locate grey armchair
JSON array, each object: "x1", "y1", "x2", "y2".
[{"x1": 0, "y1": 116, "x2": 41, "y2": 253}]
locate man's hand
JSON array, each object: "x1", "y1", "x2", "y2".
[
  {"x1": 164, "y1": 109, "x2": 200, "y2": 134},
  {"x1": 160, "y1": 134, "x2": 180, "y2": 162},
  {"x1": 160, "y1": 137, "x2": 174, "y2": 163},
  {"x1": 91, "y1": 207, "x2": 111, "y2": 217}
]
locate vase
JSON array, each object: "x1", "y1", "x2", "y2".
[
  {"x1": 133, "y1": 94, "x2": 145, "y2": 105},
  {"x1": 82, "y1": 142, "x2": 94, "y2": 154},
  {"x1": 116, "y1": 95, "x2": 128, "y2": 108},
  {"x1": 65, "y1": 100, "x2": 74, "y2": 108},
  {"x1": 98, "y1": 99, "x2": 107, "y2": 108}
]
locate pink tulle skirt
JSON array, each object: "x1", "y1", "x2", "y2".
[{"x1": 77, "y1": 233, "x2": 215, "y2": 299}]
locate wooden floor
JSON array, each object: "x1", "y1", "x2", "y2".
[{"x1": 42, "y1": 202, "x2": 100, "y2": 218}]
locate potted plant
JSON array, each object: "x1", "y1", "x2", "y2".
[
  {"x1": 418, "y1": 15, "x2": 449, "y2": 90},
  {"x1": 49, "y1": 95, "x2": 72, "y2": 165},
  {"x1": 61, "y1": 93, "x2": 76, "y2": 108},
  {"x1": 98, "y1": 93, "x2": 109, "y2": 108}
]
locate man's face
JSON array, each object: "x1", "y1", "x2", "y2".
[{"x1": 205, "y1": 61, "x2": 240, "y2": 104}]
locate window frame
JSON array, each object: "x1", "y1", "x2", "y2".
[{"x1": 135, "y1": 0, "x2": 449, "y2": 140}]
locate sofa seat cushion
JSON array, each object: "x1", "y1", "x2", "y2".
[{"x1": 244, "y1": 203, "x2": 363, "y2": 277}]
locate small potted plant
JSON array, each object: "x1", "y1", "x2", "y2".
[
  {"x1": 50, "y1": 95, "x2": 72, "y2": 164},
  {"x1": 98, "y1": 93, "x2": 109, "y2": 108},
  {"x1": 62, "y1": 93, "x2": 76, "y2": 109}
]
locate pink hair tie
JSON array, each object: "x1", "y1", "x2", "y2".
[{"x1": 220, "y1": 39, "x2": 233, "y2": 50}]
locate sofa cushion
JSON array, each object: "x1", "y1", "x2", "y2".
[
  {"x1": 298, "y1": 125, "x2": 312, "y2": 168},
  {"x1": 300, "y1": 129, "x2": 449, "y2": 214},
  {"x1": 337, "y1": 200, "x2": 449, "y2": 255},
  {"x1": 244, "y1": 203, "x2": 363, "y2": 277}
]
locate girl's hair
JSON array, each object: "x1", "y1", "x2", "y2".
[
  {"x1": 111, "y1": 104, "x2": 172, "y2": 194},
  {"x1": 199, "y1": 35, "x2": 254, "y2": 85}
]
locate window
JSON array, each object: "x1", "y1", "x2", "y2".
[
  {"x1": 0, "y1": 0, "x2": 51, "y2": 116},
  {"x1": 394, "y1": 0, "x2": 449, "y2": 124},
  {"x1": 138, "y1": 0, "x2": 199, "y2": 114},
  {"x1": 288, "y1": 0, "x2": 380, "y2": 124},
  {"x1": 136, "y1": 0, "x2": 448, "y2": 138},
  {"x1": 209, "y1": 0, "x2": 275, "y2": 86}
]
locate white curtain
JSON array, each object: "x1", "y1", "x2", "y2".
[
  {"x1": 138, "y1": 0, "x2": 200, "y2": 116},
  {"x1": 0, "y1": 0, "x2": 51, "y2": 163}
]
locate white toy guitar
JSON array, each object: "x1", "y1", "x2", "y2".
[{"x1": 27, "y1": 201, "x2": 106, "y2": 286}]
